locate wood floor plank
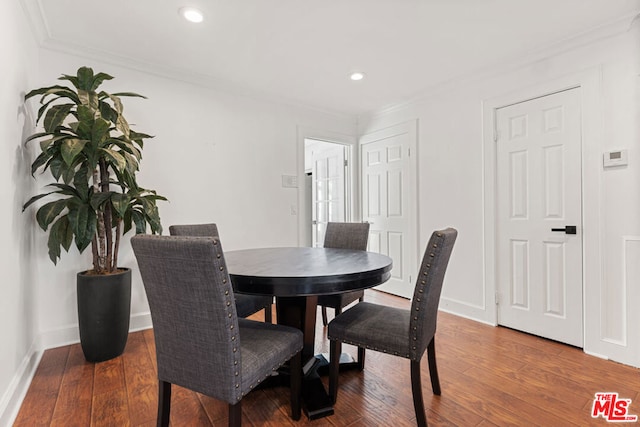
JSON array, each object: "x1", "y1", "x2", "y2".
[
  {"x1": 91, "y1": 387, "x2": 131, "y2": 427},
  {"x1": 91, "y1": 357, "x2": 131, "y2": 426},
  {"x1": 167, "y1": 387, "x2": 213, "y2": 426},
  {"x1": 13, "y1": 346, "x2": 69, "y2": 427},
  {"x1": 12, "y1": 290, "x2": 640, "y2": 427},
  {"x1": 50, "y1": 344, "x2": 94, "y2": 427},
  {"x1": 122, "y1": 331, "x2": 158, "y2": 426}
]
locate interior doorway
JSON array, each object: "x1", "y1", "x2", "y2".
[
  {"x1": 495, "y1": 88, "x2": 584, "y2": 347},
  {"x1": 304, "y1": 138, "x2": 351, "y2": 247}
]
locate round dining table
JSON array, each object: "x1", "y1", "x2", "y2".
[{"x1": 225, "y1": 246, "x2": 393, "y2": 419}]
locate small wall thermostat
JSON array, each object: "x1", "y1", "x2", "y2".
[{"x1": 603, "y1": 149, "x2": 628, "y2": 168}]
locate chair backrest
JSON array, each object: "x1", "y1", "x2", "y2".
[
  {"x1": 409, "y1": 228, "x2": 458, "y2": 360},
  {"x1": 324, "y1": 222, "x2": 370, "y2": 250},
  {"x1": 131, "y1": 234, "x2": 240, "y2": 403},
  {"x1": 169, "y1": 223, "x2": 219, "y2": 238}
]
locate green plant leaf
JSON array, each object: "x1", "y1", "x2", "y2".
[
  {"x1": 36, "y1": 199, "x2": 67, "y2": 231},
  {"x1": 77, "y1": 89, "x2": 99, "y2": 110},
  {"x1": 110, "y1": 92, "x2": 147, "y2": 99},
  {"x1": 60, "y1": 138, "x2": 87, "y2": 166},
  {"x1": 131, "y1": 210, "x2": 146, "y2": 234},
  {"x1": 30, "y1": 151, "x2": 53, "y2": 176},
  {"x1": 51, "y1": 215, "x2": 73, "y2": 252},
  {"x1": 122, "y1": 210, "x2": 133, "y2": 235},
  {"x1": 47, "y1": 183, "x2": 80, "y2": 197},
  {"x1": 58, "y1": 74, "x2": 79, "y2": 89},
  {"x1": 68, "y1": 201, "x2": 96, "y2": 252},
  {"x1": 43, "y1": 104, "x2": 74, "y2": 133},
  {"x1": 110, "y1": 193, "x2": 131, "y2": 218},
  {"x1": 91, "y1": 72, "x2": 113, "y2": 91},
  {"x1": 92, "y1": 118, "x2": 111, "y2": 145},
  {"x1": 76, "y1": 67, "x2": 95, "y2": 91},
  {"x1": 25, "y1": 85, "x2": 74, "y2": 101},
  {"x1": 49, "y1": 157, "x2": 65, "y2": 181},
  {"x1": 23, "y1": 193, "x2": 51, "y2": 211},
  {"x1": 101, "y1": 148, "x2": 126, "y2": 172},
  {"x1": 47, "y1": 227, "x2": 62, "y2": 264},
  {"x1": 98, "y1": 100, "x2": 118, "y2": 123},
  {"x1": 25, "y1": 132, "x2": 49, "y2": 144},
  {"x1": 90, "y1": 190, "x2": 112, "y2": 211},
  {"x1": 106, "y1": 94, "x2": 124, "y2": 115},
  {"x1": 115, "y1": 114, "x2": 130, "y2": 139},
  {"x1": 74, "y1": 166, "x2": 91, "y2": 200}
]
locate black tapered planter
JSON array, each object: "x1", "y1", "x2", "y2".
[{"x1": 77, "y1": 268, "x2": 132, "y2": 363}]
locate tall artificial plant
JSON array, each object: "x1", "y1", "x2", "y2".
[{"x1": 23, "y1": 66, "x2": 166, "y2": 274}]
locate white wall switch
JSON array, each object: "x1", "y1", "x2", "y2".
[
  {"x1": 281, "y1": 175, "x2": 298, "y2": 188},
  {"x1": 603, "y1": 149, "x2": 628, "y2": 168}
]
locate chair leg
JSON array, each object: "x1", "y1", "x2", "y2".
[
  {"x1": 289, "y1": 350, "x2": 302, "y2": 420},
  {"x1": 229, "y1": 401, "x2": 242, "y2": 427},
  {"x1": 322, "y1": 306, "x2": 329, "y2": 326},
  {"x1": 328, "y1": 339, "x2": 341, "y2": 404},
  {"x1": 357, "y1": 347, "x2": 366, "y2": 371},
  {"x1": 410, "y1": 360, "x2": 428, "y2": 427},
  {"x1": 427, "y1": 337, "x2": 441, "y2": 395},
  {"x1": 157, "y1": 380, "x2": 171, "y2": 427},
  {"x1": 264, "y1": 303, "x2": 273, "y2": 324}
]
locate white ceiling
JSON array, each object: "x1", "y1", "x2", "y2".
[{"x1": 26, "y1": 0, "x2": 640, "y2": 116}]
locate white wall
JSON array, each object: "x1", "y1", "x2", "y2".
[
  {"x1": 358, "y1": 19, "x2": 640, "y2": 366},
  {"x1": 0, "y1": 1, "x2": 40, "y2": 425}
]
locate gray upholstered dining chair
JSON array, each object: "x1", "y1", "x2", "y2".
[
  {"x1": 327, "y1": 228, "x2": 457, "y2": 427},
  {"x1": 169, "y1": 223, "x2": 273, "y2": 323},
  {"x1": 132, "y1": 235, "x2": 303, "y2": 427},
  {"x1": 318, "y1": 222, "x2": 370, "y2": 327}
]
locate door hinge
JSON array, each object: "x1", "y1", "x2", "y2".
[
  {"x1": 344, "y1": 159, "x2": 348, "y2": 167},
  {"x1": 493, "y1": 130, "x2": 500, "y2": 143},
  {"x1": 495, "y1": 292, "x2": 500, "y2": 305}
]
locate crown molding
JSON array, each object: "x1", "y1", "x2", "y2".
[
  {"x1": 19, "y1": 0, "x2": 355, "y2": 121},
  {"x1": 363, "y1": 11, "x2": 640, "y2": 120}
]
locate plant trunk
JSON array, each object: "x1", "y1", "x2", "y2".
[
  {"x1": 93, "y1": 168, "x2": 106, "y2": 273},
  {"x1": 99, "y1": 158, "x2": 114, "y2": 273},
  {"x1": 113, "y1": 220, "x2": 121, "y2": 270}
]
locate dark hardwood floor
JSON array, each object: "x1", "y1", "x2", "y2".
[{"x1": 13, "y1": 290, "x2": 640, "y2": 426}]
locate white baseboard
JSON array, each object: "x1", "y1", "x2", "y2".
[{"x1": 0, "y1": 344, "x2": 42, "y2": 427}]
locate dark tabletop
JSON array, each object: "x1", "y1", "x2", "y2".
[{"x1": 225, "y1": 247, "x2": 393, "y2": 297}]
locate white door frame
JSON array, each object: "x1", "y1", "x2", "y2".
[
  {"x1": 482, "y1": 69, "x2": 603, "y2": 355},
  {"x1": 296, "y1": 127, "x2": 358, "y2": 247}
]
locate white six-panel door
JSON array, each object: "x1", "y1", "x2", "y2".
[
  {"x1": 361, "y1": 122, "x2": 417, "y2": 299},
  {"x1": 310, "y1": 142, "x2": 346, "y2": 247},
  {"x1": 496, "y1": 88, "x2": 583, "y2": 347}
]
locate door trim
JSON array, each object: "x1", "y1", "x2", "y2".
[{"x1": 482, "y1": 69, "x2": 603, "y2": 354}]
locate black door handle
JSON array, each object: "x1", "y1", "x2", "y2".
[{"x1": 551, "y1": 226, "x2": 577, "y2": 234}]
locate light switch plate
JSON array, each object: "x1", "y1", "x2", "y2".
[
  {"x1": 603, "y1": 149, "x2": 628, "y2": 168},
  {"x1": 281, "y1": 175, "x2": 298, "y2": 188}
]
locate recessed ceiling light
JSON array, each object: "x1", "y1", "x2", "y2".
[
  {"x1": 350, "y1": 72, "x2": 365, "y2": 81},
  {"x1": 179, "y1": 7, "x2": 204, "y2": 23}
]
